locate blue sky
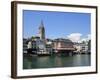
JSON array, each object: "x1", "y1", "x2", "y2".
[{"x1": 23, "y1": 10, "x2": 91, "y2": 41}]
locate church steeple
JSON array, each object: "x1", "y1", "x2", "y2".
[
  {"x1": 39, "y1": 20, "x2": 45, "y2": 40},
  {"x1": 40, "y1": 20, "x2": 44, "y2": 28}
]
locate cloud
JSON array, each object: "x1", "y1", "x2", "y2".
[
  {"x1": 78, "y1": 34, "x2": 91, "y2": 43},
  {"x1": 67, "y1": 33, "x2": 82, "y2": 42},
  {"x1": 80, "y1": 38, "x2": 87, "y2": 42},
  {"x1": 87, "y1": 34, "x2": 91, "y2": 40}
]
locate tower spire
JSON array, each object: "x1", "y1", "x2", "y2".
[
  {"x1": 38, "y1": 20, "x2": 45, "y2": 40},
  {"x1": 41, "y1": 20, "x2": 44, "y2": 27}
]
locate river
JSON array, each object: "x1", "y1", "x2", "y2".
[{"x1": 23, "y1": 54, "x2": 91, "y2": 69}]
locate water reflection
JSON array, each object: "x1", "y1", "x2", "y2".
[{"x1": 23, "y1": 54, "x2": 91, "y2": 69}]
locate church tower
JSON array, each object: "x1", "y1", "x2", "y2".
[{"x1": 39, "y1": 20, "x2": 45, "y2": 40}]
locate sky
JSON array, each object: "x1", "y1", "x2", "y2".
[{"x1": 23, "y1": 10, "x2": 91, "y2": 42}]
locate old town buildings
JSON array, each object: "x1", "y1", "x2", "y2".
[{"x1": 23, "y1": 21, "x2": 91, "y2": 55}]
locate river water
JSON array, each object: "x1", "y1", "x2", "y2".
[{"x1": 23, "y1": 54, "x2": 91, "y2": 69}]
